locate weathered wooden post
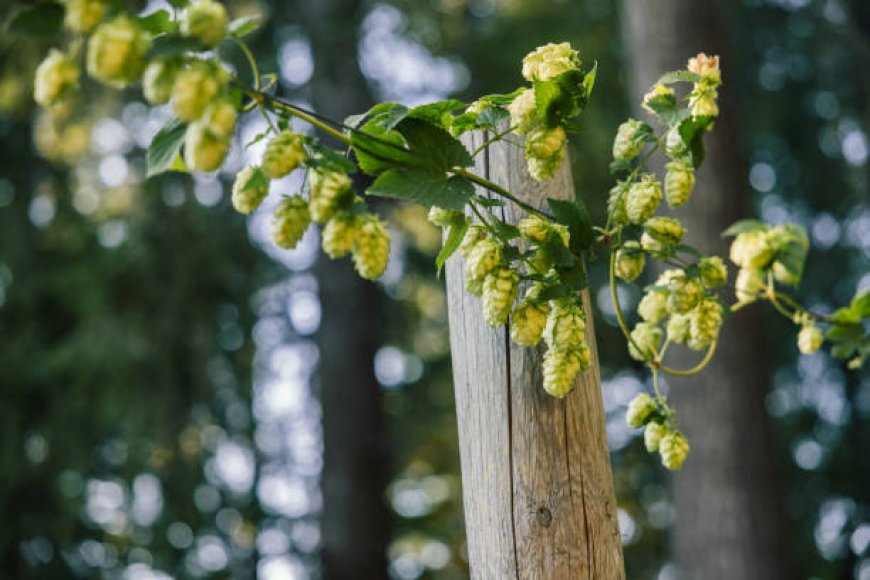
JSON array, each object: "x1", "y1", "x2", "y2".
[{"x1": 445, "y1": 131, "x2": 625, "y2": 578}]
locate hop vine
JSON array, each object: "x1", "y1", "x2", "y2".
[{"x1": 28, "y1": 0, "x2": 869, "y2": 472}]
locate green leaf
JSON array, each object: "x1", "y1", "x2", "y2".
[
  {"x1": 722, "y1": 219, "x2": 767, "y2": 237},
  {"x1": 584, "y1": 62, "x2": 598, "y2": 100},
  {"x1": 476, "y1": 106, "x2": 510, "y2": 130},
  {"x1": 367, "y1": 169, "x2": 473, "y2": 210},
  {"x1": 6, "y1": 3, "x2": 64, "y2": 37},
  {"x1": 396, "y1": 118, "x2": 473, "y2": 172},
  {"x1": 547, "y1": 198, "x2": 594, "y2": 253},
  {"x1": 166, "y1": 0, "x2": 190, "y2": 7},
  {"x1": 557, "y1": 257, "x2": 589, "y2": 291},
  {"x1": 136, "y1": 10, "x2": 176, "y2": 35},
  {"x1": 678, "y1": 115, "x2": 714, "y2": 168},
  {"x1": 344, "y1": 102, "x2": 406, "y2": 129},
  {"x1": 489, "y1": 219, "x2": 521, "y2": 242},
  {"x1": 657, "y1": 70, "x2": 702, "y2": 85},
  {"x1": 228, "y1": 15, "x2": 261, "y2": 37},
  {"x1": 436, "y1": 220, "x2": 468, "y2": 275},
  {"x1": 674, "y1": 243, "x2": 702, "y2": 257},
  {"x1": 480, "y1": 88, "x2": 525, "y2": 105},
  {"x1": 409, "y1": 100, "x2": 466, "y2": 125},
  {"x1": 146, "y1": 35, "x2": 206, "y2": 59},
  {"x1": 147, "y1": 118, "x2": 188, "y2": 178},
  {"x1": 472, "y1": 195, "x2": 504, "y2": 208},
  {"x1": 536, "y1": 284, "x2": 572, "y2": 301},
  {"x1": 306, "y1": 142, "x2": 357, "y2": 174},
  {"x1": 350, "y1": 118, "x2": 413, "y2": 175},
  {"x1": 851, "y1": 291, "x2": 870, "y2": 319},
  {"x1": 609, "y1": 159, "x2": 633, "y2": 175}
]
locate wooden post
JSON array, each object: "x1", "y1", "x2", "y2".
[{"x1": 445, "y1": 132, "x2": 625, "y2": 578}]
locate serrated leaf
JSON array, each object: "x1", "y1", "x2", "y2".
[
  {"x1": 306, "y1": 142, "x2": 357, "y2": 174},
  {"x1": 7, "y1": 3, "x2": 64, "y2": 37},
  {"x1": 136, "y1": 10, "x2": 175, "y2": 34},
  {"x1": 489, "y1": 219, "x2": 520, "y2": 242},
  {"x1": 480, "y1": 88, "x2": 525, "y2": 105},
  {"x1": 722, "y1": 219, "x2": 767, "y2": 237},
  {"x1": 146, "y1": 35, "x2": 206, "y2": 59},
  {"x1": 536, "y1": 284, "x2": 572, "y2": 301},
  {"x1": 367, "y1": 169, "x2": 473, "y2": 210},
  {"x1": 147, "y1": 118, "x2": 187, "y2": 177},
  {"x1": 678, "y1": 115, "x2": 714, "y2": 168},
  {"x1": 344, "y1": 102, "x2": 405, "y2": 129},
  {"x1": 851, "y1": 291, "x2": 870, "y2": 319},
  {"x1": 409, "y1": 100, "x2": 466, "y2": 125},
  {"x1": 228, "y1": 15, "x2": 261, "y2": 37},
  {"x1": 674, "y1": 243, "x2": 702, "y2": 257},
  {"x1": 609, "y1": 159, "x2": 633, "y2": 175},
  {"x1": 396, "y1": 118, "x2": 473, "y2": 171},
  {"x1": 476, "y1": 106, "x2": 510, "y2": 129},
  {"x1": 351, "y1": 118, "x2": 413, "y2": 175},
  {"x1": 657, "y1": 70, "x2": 702, "y2": 85},
  {"x1": 436, "y1": 220, "x2": 468, "y2": 275},
  {"x1": 548, "y1": 198, "x2": 594, "y2": 253},
  {"x1": 584, "y1": 62, "x2": 598, "y2": 100}
]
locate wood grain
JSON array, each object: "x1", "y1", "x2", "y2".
[{"x1": 446, "y1": 131, "x2": 624, "y2": 579}]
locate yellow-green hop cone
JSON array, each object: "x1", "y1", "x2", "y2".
[
  {"x1": 644, "y1": 216, "x2": 684, "y2": 246},
  {"x1": 688, "y1": 53, "x2": 722, "y2": 84},
  {"x1": 231, "y1": 166, "x2": 269, "y2": 214},
  {"x1": 769, "y1": 224, "x2": 809, "y2": 286},
  {"x1": 309, "y1": 170, "x2": 352, "y2": 223},
  {"x1": 321, "y1": 212, "x2": 359, "y2": 258},
  {"x1": 638, "y1": 289, "x2": 669, "y2": 324},
  {"x1": 735, "y1": 267, "x2": 766, "y2": 305},
  {"x1": 518, "y1": 214, "x2": 570, "y2": 247},
  {"x1": 482, "y1": 268, "x2": 519, "y2": 327},
  {"x1": 629, "y1": 322, "x2": 663, "y2": 361},
  {"x1": 507, "y1": 88, "x2": 537, "y2": 135},
  {"x1": 625, "y1": 175, "x2": 663, "y2": 224},
  {"x1": 180, "y1": 0, "x2": 228, "y2": 48},
  {"x1": 272, "y1": 195, "x2": 311, "y2": 250},
  {"x1": 465, "y1": 273, "x2": 485, "y2": 297},
  {"x1": 542, "y1": 346, "x2": 589, "y2": 398},
  {"x1": 615, "y1": 242, "x2": 645, "y2": 282},
  {"x1": 668, "y1": 276, "x2": 702, "y2": 314},
  {"x1": 526, "y1": 126, "x2": 566, "y2": 159},
  {"x1": 659, "y1": 431, "x2": 690, "y2": 471},
  {"x1": 699, "y1": 256, "x2": 728, "y2": 288},
  {"x1": 518, "y1": 214, "x2": 550, "y2": 244},
  {"x1": 690, "y1": 87, "x2": 719, "y2": 118},
  {"x1": 64, "y1": 0, "x2": 105, "y2": 33},
  {"x1": 729, "y1": 230, "x2": 775, "y2": 269},
  {"x1": 798, "y1": 324, "x2": 824, "y2": 355},
  {"x1": 644, "y1": 422, "x2": 668, "y2": 453},
  {"x1": 184, "y1": 128, "x2": 229, "y2": 172},
  {"x1": 527, "y1": 152, "x2": 565, "y2": 182},
  {"x1": 544, "y1": 298, "x2": 586, "y2": 350},
  {"x1": 203, "y1": 99, "x2": 237, "y2": 139},
  {"x1": 458, "y1": 225, "x2": 487, "y2": 258},
  {"x1": 689, "y1": 297, "x2": 723, "y2": 350},
  {"x1": 262, "y1": 130, "x2": 307, "y2": 179},
  {"x1": 142, "y1": 59, "x2": 178, "y2": 105},
  {"x1": 612, "y1": 118, "x2": 644, "y2": 161},
  {"x1": 427, "y1": 206, "x2": 462, "y2": 228},
  {"x1": 640, "y1": 232, "x2": 670, "y2": 259},
  {"x1": 665, "y1": 126, "x2": 687, "y2": 158},
  {"x1": 607, "y1": 183, "x2": 629, "y2": 227},
  {"x1": 86, "y1": 16, "x2": 151, "y2": 88},
  {"x1": 510, "y1": 297, "x2": 550, "y2": 346},
  {"x1": 667, "y1": 314, "x2": 692, "y2": 344},
  {"x1": 626, "y1": 393, "x2": 658, "y2": 428},
  {"x1": 664, "y1": 160, "x2": 696, "y2": 208},
  {"x1": 171, "y1": 62, "x2": 223, "y2": 122},
  {"x1": 465, "y1": 238, "x2": 502, "y2": 285},
  {"x1": 521, "y1": 42, "x2": 580, "y2": 82},
  {"x1": 34, "y1": 50, "x2": 80, "y2": 108},
  {"x1": 352, "y1": 215, "x2": 391, "y2": 280}
]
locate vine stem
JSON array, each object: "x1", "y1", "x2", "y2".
[
  {"x1": 471, "y1": 125, "x2": 516, "y2": 157},
  {"x1": 237, "y1": 85, "x2": 554, "y2": 220},
  {"x1": 657, "y1": 341, "x2": 718, "y2": 376}
]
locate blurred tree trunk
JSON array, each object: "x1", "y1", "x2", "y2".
[
  {"x1": 294, "y1": 1, "x2": 390, "y2": 578},
  {"x1": 621, "y1": 2, "x2": 795, "y2": 579}
]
